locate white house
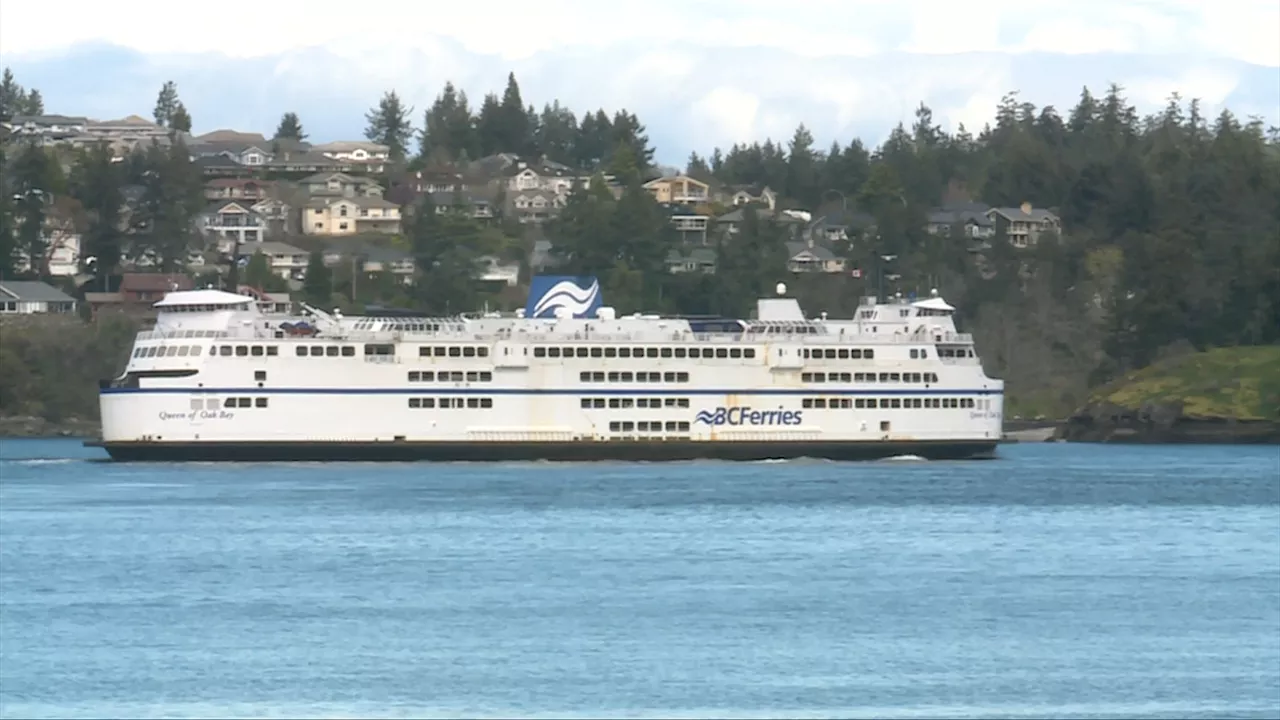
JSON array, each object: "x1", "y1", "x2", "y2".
[{"x1": 0, "y1": 281, "x2": 78, "y2": 314}]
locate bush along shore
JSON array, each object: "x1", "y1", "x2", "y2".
[{"x1": 1057, "y1": 346, "x2": 1280, "y2": 444}]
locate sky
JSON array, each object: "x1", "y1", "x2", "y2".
[{"x1": 1, "y1": 0, "x2": 1277, "y2": 163}]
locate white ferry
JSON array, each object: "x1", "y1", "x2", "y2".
[{"x1": 88, "y1": 276, "x2": 1004, "y2": 462}]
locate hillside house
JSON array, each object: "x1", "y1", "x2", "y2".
[{"x1": 0, "y1": 281, "x2": 78, "y2": 314}]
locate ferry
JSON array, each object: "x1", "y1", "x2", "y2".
[{"x1": 88, "y1": 276, "x2": 1004, "y2": 462}]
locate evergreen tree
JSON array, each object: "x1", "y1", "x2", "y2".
[
  {"x1": 302, "y1": 251, "x2": 332, "y2": 307},
  {"x1": 364, "y1": 90, "x2": 414, "y2": 161},
  {"x1": 22, "y1": 89, "x2": 43, "y2": 116},
  {"x1": 274, "y1": 112, "x2": 306, "y2": 141},
  {"x1": 153, "y1": 81, "x2": 180, "y2": 127},
  {"x1": 169, "y1": 102, "x2": 192, "y2": 134},
  {"x1": 0, "y1": 68, "x2": 26, "y2": 122}
]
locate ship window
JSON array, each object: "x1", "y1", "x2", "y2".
[
  {"x1": 836, "y1": 372, "x2": 850, "y2": 382},
  {"x1": 911, "y1": 373, "x2": 922, "y2": 383},
  {"x1": 581, "y1": 398, "x2": 592, "y2": 408},
  {"x1": 478, "y1": 347, "x2": 488, "y2": 357},
  {"x1": 580, "y1": 371, "x2": 591, "y2": 382},
  {"x1": 463, "y1": 347, "x2": 476, "y2": 357},
  {"x1": 609, "y1": 421, "x2": 620, "y2": 432},
  {"x1": 590, "y1": 398, "x2": 602, "y2": 408},
  {"x1": 891, "y1": 398, "x2": 901, "y2": 408},
  {"x1": 715, "y1": 348, "x2": 727, "y2": 358},
  {"x1": 549, "y1": 348, "x2": 561, "y2": 358},
  {"x1": 677, "y1": 372, "x2": 689, "y2": 382},
  {"x1": 365, "y1": 344, "x2": 394, "y2": 356},
  {"x1": 177, "y1": 346, "x2": 190, "y2": 357},
  {"x1": 409, "y1": 397, "x2": 421, "y2": 408},
  {"x1": 235, "y1": 346, "x2": 248, "y2": 356},
  {"x1": 433, "y1": 347, "x2": 445, "y2": 357},
  {"x1": 618, "y1": 348, "x2": 631, "y2": 358},
  {"x1": 255, "y1": 371, "x2": 266, "y2": 382},
  {"x1": 266, "y1": 346, "x2": 278, "y2": 356},
  {"x1": 920, "y1": 349, "x2": 928, "y2": 359},
  {"x1": 878, "y1": 373, "x2": 889, "y2": 382},
  {"x1": 534, "y1": 347, "x2": 546, "y2": 357},
  {"x1": 910, "y1": 349, "x2": 919, "y2": 359},
  {"x1": 466, "y1": 398, "x2": 478, "y2": 408},
  {"x1": 660, "y1": 348, "x2": 673, "y2": 358},
  {"x1": 466, "y1": 371, "x2": 479, "y2": 382},
  {"x1": 341, "y1": 346, "x2": 355, "y2": 357},
  {"x1": 678, "y1": 421, "x2": 690, "y2": 432},
  {"x1": 729, "y1": 348, "x2": 741, "y2": 358},
  {"x1": 879, "y1": 399, "x2": 890, "y2": 408},
  {"x1": 663, "y1": 372, "x2": 675, "y2": 382},
  {"x1": 838, "y1": 349, "x2": 849, "y2": 359},
  {"x1": 591, "y1": 347, "x2": 603, "y2": 358},
  {"x1": 250, "y1": 346, "x2": 263, "y2": 357},
  {"x1": 890, "y1": 373, "x2": 901, "y2": 381},
  {"x1": 322, "y1": 346, "x2": 335, "y2": 357},
  {"x1": 576, "y1": 348, "x2": 589, "y2": 358},
  {"x1": 802, "y1": 398, "x2": 813, "y2": 408},
  {"x1": 238, "y1": 397, "x2": 253, "y2": 408},
  {"x1": 481, "y1": 372, "x2": 492, "y2": 381},
  {"x1": 854, "y1": 398, "x2": 865, "y2": 408},
  {"x1": 673, "y1": 348, "x2": 686, "y2": 358},
  {"x1": 865, "y1": 349, "x2": 875, "y2": 359},
  {"x1": 481, "y1": 398, "x2": 492, "y2": 408},
  {"x1": 604, "y1": 347, "x2": 616, "y2": 358},
  {"x1": 295, "y1": 346, "x2": 306, "y2": 356},
  {"x1": 608, "y1": 398, "x2": 620, "y2": 408},
  {"x1": 255, "y1": 397, "x2": 268, "y2": 408},
  {"x1": 849, "y1": 349, "x2": 861, "y2": 359},
  {"x1": 310, "y1": 346, "x2": 324, "y2": 356},
  {"x1": 419, "y1": 347, "x2": 431, "y2": 357},
  {"x1": 607, "y1": 372, "x2": 619, "y2": 382},
  {"x1": 409, "y1": 371, "x2": 419, "y2": 381},
  {"x1": 641, "y1": 348, "x2": 654, "y2": 358},
  {"x1": 688, "y1": 348, "x2": 700, "y2": 358},
  {"x1": 623, "y1": 421, "x2": 634, "y2": 431}
]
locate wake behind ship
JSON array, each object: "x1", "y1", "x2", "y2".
[{"x1": 89, "y1": 276, "x2": 1004, "y2": 462}]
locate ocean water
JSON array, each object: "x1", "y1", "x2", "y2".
[{"x1": 0, "y1": 440, "x2": 1277, "y2": 719}]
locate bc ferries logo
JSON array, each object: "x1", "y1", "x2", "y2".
[
  {"x1": 696, "y1": 407, "x2": 803, "y2": 426},
  {"x1": 525, "y1": 275, "x2": 603, "y2": 319}
]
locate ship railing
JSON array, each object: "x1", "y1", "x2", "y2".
[{"x1": 134, "y1": 329, "x2": 230, "y2": 341}]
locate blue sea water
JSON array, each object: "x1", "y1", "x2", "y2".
[{"x1": 0, "y1": 439, "x2": 1277, "y2": 719}]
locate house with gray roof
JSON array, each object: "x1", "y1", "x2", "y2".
[
  {"x1": 785, "y1": 241, "x2": 846, "y2": 274},
  {"x1": 986, "y1": 202, "x2": 1061, "y2": 247},
  {"x1": 927, "y1": 202, "x2": 995, "y2": 240},
  {"x1": 0, "y1": 281, "x2": 78, "y2": 314}
]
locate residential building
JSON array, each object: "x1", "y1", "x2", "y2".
[
  {"x1": 200, "y1": 200, "x2": 263, "y2": 248},
  {"x1": 509, "y1": 190, "x2": 563, "y2": 224},
  {"x1": 667, "y1": 205, "x2": 710, "y2": 244},
  {"x1": 299, "y1": 172, "x2": 384, "y2": 198},
  {"x1": 304, "y1": 196, "x2": 402, "y2": 236},
  {"x1": 805, "y1": 209, "x2": 874, "y2": 245},
  {"x1": 85, "y1": 273, "x2": 195, "y2": 315},
  {"x1": 3, "y1": 114, "x2": 89, "y2": 143},
  {"x1": 0, "y1": 281, "x2": 77, "y2": 314},
  {"x1": 726, "y1": 184, "x2": 778, "y2": 210},
  {"x1": 927, "y1": 202, "x2": 995, "y2": 240},
  {"x1": 478, "y1": 256, "x2": 521, "y2": 286},
  {"x1": 643, "y1": 175, "x2": 710, "y2": 205},
  {"x1": 264, "y1": 151, "x2": 351, "y2": 175},
  {"x1": 987, "y1": 202, "x2": 1061, "y2": 247},
  {"x1": 665, "y1": 247, "x2": 717, "y2": 274},
  {"x1": 251, "y1": 242, "x2": 310, "y2": 281},
  {"x1": 203, "y1": 178, "x2": 275, "y2": 202},
  {"x1": 188, "y1": 134, "x2": 273, "y2": 167},
  {"x1": 83, "y1": 115, "x2": 171, "y2": 144},
  {"x1": 715, "y1": 207, "x2": 806, "y2": 239},
  {"x1": 429, "y1": 192, "x2": 495, "y2": 220},
  {"x1": 785, "y1": 241, "x2": 846, "y2": 273},
  {"x1": 311, "y1": 141, "x2": 390, "y2": 173}
]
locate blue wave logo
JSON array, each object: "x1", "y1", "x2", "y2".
[
  {"x1": 695, "y1": 407, "x2": 803, "y2": 427},
  {"x1": 525, "y1": 275, "x2": 604, "y2": 319}
]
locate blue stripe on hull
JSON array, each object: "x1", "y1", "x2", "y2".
[{"x1": 101, "y1": 387, "x2": 1003, "y2": 396}]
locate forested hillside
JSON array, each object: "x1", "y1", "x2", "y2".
[{"x1": 2, "y1": 68, "x2": 1278, "y2": 421}]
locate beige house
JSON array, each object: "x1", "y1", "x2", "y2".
[
  {"x1": 987, "y1": 202, "x2": 1061, "y2": 247},
  {"x1": 298, "y1": 172, "x2": 384, "y2": 198},
  {"x1": 304, "y1": 196, "x2": 402, "y2": 236},
  {"x1": 311, "y1": 142, "x2": 390, "y2": 173},
  {"x1": 727, "y1": 185, "x2": 777, "y2": 210},
  {"x1": 643, "y1": 175, "x2": 710, "y2": 205}
]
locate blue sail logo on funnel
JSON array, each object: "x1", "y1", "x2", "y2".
[{"x1": 526, "y1": 276, "x2": 603, "y2": 319}]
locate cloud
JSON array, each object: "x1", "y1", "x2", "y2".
[{"x1": 0, "y1": 0, "x2": 1276, "y2": 164}]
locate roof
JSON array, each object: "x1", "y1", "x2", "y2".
[
  {"x1": 785, "y1": 242, "x2": 840, "y2": 261},
  {"x1": 154, "y1": 289, "x2": 254, "y2": 308},
  {"x1": 989, "y1": 206, "x2": 1058, "y2": 222},
  {"x1": 10, "y1": 114, "x2": 88, "y2": 125},
  {"x1": 912, "y1": 296, "x2": 955, "y2": 312},
  {"x1": 255, "y1": 241, "x2": 308, "y2": 256},
  {"x1": 311, "y1": 141, "x2": 390, "y2": 153},
  {"x1": 0, "y1": 281, "x2": 76, "y2": 303},
  {"x1": 193, "y1": 130, "x2": 267, "y2": 144},
  {"x1": 120, "y1": 273, "x2": 195, "y2": 292},
  {"x1": 306, "y1": 195, "x2": 400, "y2": 210}
]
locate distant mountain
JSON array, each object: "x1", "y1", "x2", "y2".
[{"x1": 3, "y1": 41, "x2": 1277, "y2": 164}]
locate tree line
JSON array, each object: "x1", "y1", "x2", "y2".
[{"x1": 1, "y1": 66, "x2": 1277, "y2": 417}]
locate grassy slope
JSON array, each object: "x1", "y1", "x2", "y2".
[{"x1": 1086, "y1": 346, "x2": 1280, "y2": 421}]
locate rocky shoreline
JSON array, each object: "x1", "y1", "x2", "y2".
[
  {"x1": 1057, "y1": 401, "x2": 1280, "y2": 444},
  {"x1": 0, "y1": 416, "x2": 101, "y2": 439}
]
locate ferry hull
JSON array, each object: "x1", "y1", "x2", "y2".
[{"x1": 86, "y1": 439, "x2": 998, "y2": 463}]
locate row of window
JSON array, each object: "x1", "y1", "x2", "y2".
[
  {"x1": 801, "y1": 397, "x2": 979, "y2": 409},
  {"x1": 407, "y1": 397, "x2": 495, "y2": 409},
  {"x1": 536, "y1": 346, "x2": 757, "y2": 360},
  {"x1": 579, "y1": 371, "x2": 690, "y2": 383},
  {"x1": 418, "y1": 346, "x2": 490, "y2": 358},
  {"x1": 296, "y1": 345, "x2": 357, "y2": 357},
  {"x1": 220, "y1": 397, "x2": 268, "y2": 408},
  {"x1": 581, "y1": 398, "x2": 692, "y2": 409},
  {"x1": 608, "y1": 421, "x2": 692, "y2": 433},
  {"x1": 802, "y1": 348, "x2": 878, "y2": 360},
  {"x1": 136, "y1": 344, "x2": 208, "y2": 358},
  {"x1": 801, "y1": 371, "x2": 941, "y2": 384},
  {"x1": 408, "y1": 371, "x2": 494, "y2": 383},
  {"x1": 939, "y1": 347, "x2": 976, "y2": 358}
]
